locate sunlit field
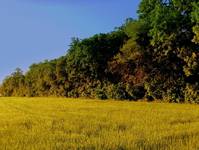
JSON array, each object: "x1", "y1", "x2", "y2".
[{"x1": 0, "y1": 98, "x2": 199, "y2": 150}]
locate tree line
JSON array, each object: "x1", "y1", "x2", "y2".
[{"x1": 1, "y1": 0, "x2": 199, "y2": 103}]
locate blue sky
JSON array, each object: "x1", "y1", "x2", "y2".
[{"x1": 0, "y1": 0, "x2": 140, "y2": 82}]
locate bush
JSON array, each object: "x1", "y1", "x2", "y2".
[
  {"x1": 108, "y1": 83, "x2": 129, "y2": 100},
  {"x1": 144, "y1": 75, "x2": 185, "y2": 103},
  {"x1": 163, "y1": 86, "x2": 184, "y2": 103},
  {"x1": 126, "y1": 84, "x2": 145, "y2": 100},
  {"x1": 144, "y1": 80, "x2": 163, "y2": 100},
  {"x1": 95, "y1": 88, "x2": 108, "y2": 100},
  {"x1": 184, "y1": 83, "x2": 199, "y2": 103}
]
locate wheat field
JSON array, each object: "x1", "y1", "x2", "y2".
[{"x1": 0, "y1": 97, "x2": 198, "y2": 150}]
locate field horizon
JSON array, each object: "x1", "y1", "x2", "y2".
[{"x1": 1, "y1": 0, "x2": 199, "y2": 149}]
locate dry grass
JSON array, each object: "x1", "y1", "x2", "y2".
[{"x1": 0, "y1": 97, "x2": 198, "y2": 149}]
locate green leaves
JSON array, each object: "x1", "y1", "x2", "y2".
[{"x1": 192, "y1": 2, "x2": 199, "y2": 44}]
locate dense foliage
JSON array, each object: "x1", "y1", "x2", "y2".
[{"x1": 1, "y1": 0, "x2": 199, "y2": 103}]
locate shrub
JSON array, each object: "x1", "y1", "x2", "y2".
[
  {"x1": 144, "y1": 80, "x2": 163, "y2": 100},
  {"x1": 109, "y1": 83, "x2": 129, "y2": 100},
  {"x1": 184, "y1": 83, "x2": 199, "y2": 103},
  {"x1": 126, "y1": 84, "x2": 145, "y2": 100},
  {"x1": 163, "y1": 87, "x2": 184, "y2": 103},
  {"x1": 95, "y1": 88, "x2": 108, "y2": 100}
]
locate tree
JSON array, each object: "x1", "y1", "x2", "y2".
[
  {"x1": 0, "y1": 68, "x2": 25, "y2": 96},
  {"x1": 192, "y1": 2, "x2": 199, "y2": 44}
]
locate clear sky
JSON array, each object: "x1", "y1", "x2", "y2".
[{"x1": 0, "y1": 0, "x2": 140, "y2": 82}]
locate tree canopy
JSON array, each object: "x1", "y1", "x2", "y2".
[{"x1": 1, "y1": 0, "x2": 199, "y2": 103}]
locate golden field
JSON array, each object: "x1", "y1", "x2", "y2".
[{"x1": 0, "y1": 97, "x2": 198, "y2": 150}]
